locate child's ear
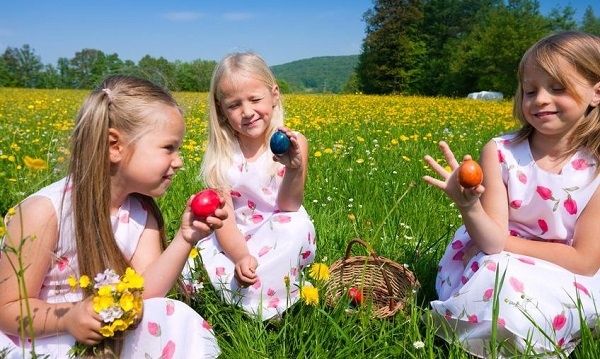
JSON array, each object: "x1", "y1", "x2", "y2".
[
  {"x1": 271, "y1": 85, "x2": 280, "y2": 105},
  {"x1": 108, "y1": 128, "x2": 124, "y2": 163},
  {"x1": 592, "y1": 81, "x2": 600, "y2": 107}
]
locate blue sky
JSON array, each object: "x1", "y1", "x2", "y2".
[{"x1": 0, "y1": 0, "x2": 597, "y2": 66}]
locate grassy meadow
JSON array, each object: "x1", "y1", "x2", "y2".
[{"x1": 2, "y1": 88, "x2": 598, "y2": 358}]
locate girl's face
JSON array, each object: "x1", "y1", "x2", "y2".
[
  {"x1": 218, "y1": 73, "x2": 279, "y2": 145},
  {"x1": 521, "y1": 58, "x2": 600, "y2": 138},
  {"x1": 112, "y1": 104, "x2": 185, "y2": 199}
]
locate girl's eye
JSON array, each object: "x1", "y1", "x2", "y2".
[
  {"x1": 551, "y1": 87, "x2": 565, "y2": 93},
  {"x1": 251, "y1": 98, "x2": 263, "y2": 103},
  {"x1": 227, "y1": 104, "x2": 239, "y2": 110}
]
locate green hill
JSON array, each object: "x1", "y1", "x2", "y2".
[{"x1": 271, "y1": 55, "x2": 358, "y2": 93}]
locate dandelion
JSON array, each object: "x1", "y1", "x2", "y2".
[
  {"x1": 67, "y1": 275, "x2": 78, "y2": 289},
  {"x1": 23, "y1": 156, "x2": 48, "y2": 170},
  {"x1": 189, "y1": 247, "x2": 199, "y2": 259},
  {"x1": 314, "y1": 151, "x2": 322, "y2": 158},
  {"x1": 300, "y1": 285, "x2": 319, "y2": 306},
  {"x1": 356, "y1": 158, "x2": 364, "y2": 164},
  {"x1": 413, "y1": 341, "x2": 425, "y2": 349},
  {"x1": 348, "y1": 213, "x2": 356, "y2": 222},
  {"x1": 308, "y1": 263, "x2": 330, "y2": 281},
  {"x1": 79, "y1": 275, "x2": 91, "y2": 288}
]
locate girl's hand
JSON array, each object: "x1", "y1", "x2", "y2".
[
  {"x1": 62, "y1": 297, "x2": 103, "y2": 345},
  {"x1": 180, "y1": 195, "x2": 227, "y2": 245},
  {"x1": 273, "y1": 127, "x2": 302, "y2": 169},
  {"x1": 423, "y1": 141, "x2": 484, "y2": 209},
  {"x1": 234, "y1": 255, "x2": 258, "y2": 286}
]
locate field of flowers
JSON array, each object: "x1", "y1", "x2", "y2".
[{"x1": 0, "y1": 88, "x2": 537, "y2": 357}]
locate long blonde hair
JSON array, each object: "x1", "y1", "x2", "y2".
[
  {"x1": 68, "y1": 75, "x2": 178, "y2": 286},
  {"x1": 201, "y1": 52, "x2": 284, "y2": 190},
  {"x1": 513, "y1": 31, "x2": 600, "y2": 161}
]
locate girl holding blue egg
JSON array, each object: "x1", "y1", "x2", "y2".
[{"x1": 185, "y1": 52, "x2": 316, "y2": 320}]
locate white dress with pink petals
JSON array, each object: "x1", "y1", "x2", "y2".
[
  {"x1": 431, "y1": 134, "x2": 600, "y2": 357},
  {"x1": 193, "y1": 147, "x2": 316, "y2": 321},
  {"x1": 0, "y1": 178, "x2": 220, "y2": 359}
]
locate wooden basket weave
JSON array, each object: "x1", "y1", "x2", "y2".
[{"x1": 325, "y1": 238, "x2": 420, "y2": 319}]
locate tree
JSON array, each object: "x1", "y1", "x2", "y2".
[
  {"x1": 137, "y1": 55, "x2": 177, "y2": 90},
  {"x1": 1, "y1": 45, "x2": 43, "y2": 87},
  {"x1": 447, "y1": 0, "x2": 550, "y2": 96},
  {"x1": 581, "y1": 6, "x2": 600, "y2": 36},
  {"x1": 69, "y1": 49, "x2": 111, "y2": 88},
  {"x1": 356, "y1": 0, "x2": 426, "y2": 94}
]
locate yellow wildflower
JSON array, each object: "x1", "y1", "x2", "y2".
[
  {"x1": 98, "y1": 285, "x2": 113, "y2": 297},
  {"x1": 391, "y1": 139, "x2": 399, "y2": 145},
  {"x1": 300, "y1": 285, "x2": 319, "y2": 306},
  {"x1": 93, "y1": 295, "x2": 114, "y2": 312},
  {"x1": 324, "y1": 148, "x2": 333, "y2": 154},
  {"x1": 314, "y1": 151, "x2": 322, "y2": 158},
  {"x1": 309, "y1": 263, "x2": 330, "y2": 281},
  {"x1": 356, "y1": 158, "x2": 364, "y2": 164},
  {"x1": 348, "y1": 213, "x2": 356, "y2": 222},
  {"x1": 111, "y1": 319, "x2": 128, "y2": 332},
  {"x1": 123, "y1": 267, "x2": 144, "y2": 289},
  {"x1": 67, "y1": 275, "x2": 78, "y2": 289},
  {"x1": 189, "y1": 247, "x2": 199, "y2": 259},
  {"x1": 99, "y1": 325, "x2": 114, "y2": 338},
  {"x1": 23, "y1": 156, "x2": 48, "y2": 170},
  {"x1": 119, "y1": 291, "x2": 135, "y2": 312},
  {"x1": 79, "y1": 275, "x2": 90, "y2": 289},
  {"x1": 7, "y1": 208, "x2": 16, "y2": 216}
]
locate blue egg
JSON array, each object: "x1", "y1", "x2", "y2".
[{"x1": 270, "y1": 131, "x2": 291, "y2": 155}]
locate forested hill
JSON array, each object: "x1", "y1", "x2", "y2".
[{"x1": 271, "y1": 55, "x2": 358, "y2": 93}]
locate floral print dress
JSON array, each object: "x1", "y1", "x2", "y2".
[
  {"x1": 431, "y1": 134, "x2": 600, "y2": 357},
  {"x1": 194, "y1": 146, "x2": 316, "y2": 321},
  {"x1": 0, "y1": 178, "x2": 220, "y2": 358}
]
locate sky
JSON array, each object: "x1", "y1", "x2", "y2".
[{"x1": 0, "y1": 0, "x2": 598, "y2": 67}]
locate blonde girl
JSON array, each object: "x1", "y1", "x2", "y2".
[
  {"x1": 423, "y1": 31, "x2": 600, "y2": 357},
  {"x1": 189, "y1": 52, "x2": 316, "y2": 321},
  {"x1": 0, "y1": 75, "x2": 225, "y2": 358}
]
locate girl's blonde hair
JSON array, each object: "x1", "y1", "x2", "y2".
[
  {"x1": 513, "y1": 31, "x2": 600, "y2": 160},
  {"x1": 68, "y1": 75, "x2": 178, "y2": 286},
  {"x1": 201, "y1": 52, "x2": 284, "y2": 190}
]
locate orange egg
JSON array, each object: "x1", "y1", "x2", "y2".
[{"x1": 458, "y1": 159, "x2": 483, "y2": 188}]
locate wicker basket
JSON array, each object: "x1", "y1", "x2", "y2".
[{"x1": 325, "y1": 238, "x2": 420, "y2": 319}]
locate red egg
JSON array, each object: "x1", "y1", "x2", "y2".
[
  {"x1": 191, "y1": 189, "x2": 220, "y2": 218},
  {"x1": 348, "y1": 287, "x2": 363, "y2": 305}
]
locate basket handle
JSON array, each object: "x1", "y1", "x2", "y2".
[{"x1": 344, "y1": 238, "x2": 396, "y2": 311}]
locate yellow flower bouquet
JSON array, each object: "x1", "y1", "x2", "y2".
[{"x1": 68, "y1": 267, "x2": 144, "y2": 337}]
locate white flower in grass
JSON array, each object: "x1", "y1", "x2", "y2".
[{"x1": 413, "y1": 341, "x2": 425, "y2": 349}]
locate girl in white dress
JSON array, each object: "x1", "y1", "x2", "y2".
[
  {"x1": 188, "y1": 52, "x2": 316, "y2": 321},
  {"x1": 423, "y1": 31, "x2": 600, "y2": 357},
  {"x1": 0, "y1": 75, "x2": 225, "y2": 358}
]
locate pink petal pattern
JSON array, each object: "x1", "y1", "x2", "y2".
[
  {"x1": 517, "y1": 257, "x2": 535, "y2": 265},
  {"x1": 538, "y1": 219, "x2": 548, "y2": 234},
  {"x1": 563, "y1": 195, "x2": 577, "y2": 215},
  {"x1": 166, "y1": 301, "x2": 175, "y2": 316},
  {"x1": 517, "y1": 171, "x2": 527, "y2": 184},
  {"x1": 148, "y1": 322, "x2": 161, "y2": 336},
  {"x1": 509, "y1": 200, "x2": 522, "y2": 209},
  {"x1": 451, "y1": 240, "x2": 463, "y2": 250},
  {"x1": 251, "y1": 214, "x2": 264, "y2": 223},
  {"x1": 572, "y1": 158, "x2": 590, "y2": 170},
  {"x1": 509, "y1": 276, "x2": 524, "y2": 293},
  {"x1": 161, "y1": 340, "x2": 176, "y2": 359},
  {"x1": 483, "y1": 288, "x2": 493, "y2": 302},
  {"x1": 536, "y1": 186, "x2": 553, "y2": 200},
  {"x1": 215, "y1": 267, "x2": 226, "y2": 276},
  {"x1": 468, "y1": 314, "x2": 478, "y2": 323},
  {"x1": 573, "y1": 281, "x2": 590, "y2": 296},
  {"x1": 57, "y1": 257, "x2": 69, "y2": 271},
  {"x1": 258, "y1": 246, "x2": 272, "y2": 257},
  {"x1": 552, "y1": 313, "x2": 567, "y2": 331},
  {"x1": 268, "y1": 296, "x2": 280, "y2": 308}
]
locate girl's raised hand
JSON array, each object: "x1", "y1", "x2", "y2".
[
  {"x1": 423, "y1": 141, "x2": 484, "y2": 209},
  {"x1": 181, "y1": 195, "x2": 227, "y2": 245},
  {"x1": 273, "y1": 127, "x2": 302, "y2": 169}
]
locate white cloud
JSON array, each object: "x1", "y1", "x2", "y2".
[
  {"x1": 163, "y1": 12, "x2": 203, "y2": 22},
  {"x1": 222, "y1": 12, "x2": 254, "y2": 21}
]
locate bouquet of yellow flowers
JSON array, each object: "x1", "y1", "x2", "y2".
[{"x1": 68, "y1": 267, "x2": 144, "y2": 337}]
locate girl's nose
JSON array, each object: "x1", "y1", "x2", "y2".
[
  {"x1": 534, "y1": 88, "x2": 551, "y2": 105},
  {"x1": 173, "y1": 152, "x2": 183, "y2": 170},
  {"x1": 241, "y1": 103, "x2": 253, "y2": 118}
]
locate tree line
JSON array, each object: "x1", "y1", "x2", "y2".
[
  {"x1": 0, "y1": 47, "x2": 217, "y2": 92},
  {"x1": 2, "y1": 0, "x2": 600, "y2": 96},
  {"x1": 356, "y1": 0, "x2": 600, "y2": 96}
]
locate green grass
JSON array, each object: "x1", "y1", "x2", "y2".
[{"x1": 1, "y1": 89, "x2": 599, "y2": 358}]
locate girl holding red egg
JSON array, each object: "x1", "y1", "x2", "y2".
[
  {"x1": 423, "y1": 31, "x2": 600, "y2": 357},
  {"x1": 186, "y1": 52, "x2": 316, "y2": 321}
]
